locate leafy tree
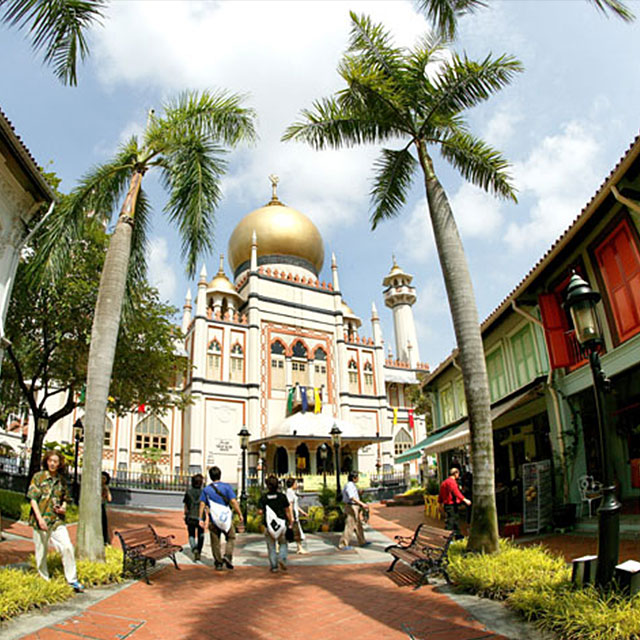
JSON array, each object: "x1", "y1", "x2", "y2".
[
  {"x1": 284, "y1": 13, "x2": 521, "y2": 553},
  {"x1": 0, "y1": 218, "x2": 189, "y2": 485},
  {"x1": 33, "y1": 89, "x2": 255, "y2": 561},
  {"x1": 417, "y1": 0, "x2": 634, "y2": 39},
  {"x1": 406, "y1": 383, "x2": 433, "y2": 435},
  {"x1": 0, "y1": 0, "x2": 108, "y2": 85}
]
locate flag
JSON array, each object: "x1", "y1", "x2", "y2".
[
  {"x1": 408, "y1": 408, "x2": 415, "y2": 430},
  {"x1": 393, "y1": 408, "x2": 398, "y2": 425},
  {"x1": 137, "y1": 403, "x2": 146, "y2": 414},
  {"x1": 314, "y1": 387, "x2": 322, "y2": 414},
  {"x1": 300, "y1": 386, "x2": 308, "y2": 413},
  {"x1": 287, "y1": 387, "x2": 295, "y2": 414}
]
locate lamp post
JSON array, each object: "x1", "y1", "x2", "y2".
[
  {"x1": 330, "y1": 423, "x2": 342, "y2": 502},
  {"x1": 259, "y1": 443, "x2": 267, "y2": 489},
  {"x1": 72, "y1": 419, "x2": 84, "y2": 503},
  {"x1": 319, "y1": 443, "x2": 328, "y2": 488},
  {"x1": 238, "y1": 427, "x2": 250, "y2": 524},
  {"x1": 565, "y1": 272, "x2": 621, "y2": 587}
]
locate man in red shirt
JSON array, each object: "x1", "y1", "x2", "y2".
[{"x1": 438, "y1": 467, "x2": 471, "y2": 539}]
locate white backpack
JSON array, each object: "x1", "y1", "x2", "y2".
[
  {"x1": 265, "y1": 502, "x2": 286, "y2": 540},
  {"x1": 207, "y1": 484, "x2": 232, "y2": 533}
]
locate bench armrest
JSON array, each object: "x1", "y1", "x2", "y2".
[{"x1": 394, "y1": 535, "x2": 412, "y2": 546}]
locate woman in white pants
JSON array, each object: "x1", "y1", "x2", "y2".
[{"x1": 27, "y1": 451, "x2": 84, "y2": 592}]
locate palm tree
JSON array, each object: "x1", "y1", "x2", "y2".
[
  {"x1": 1, "y1": 0, "x2": 107, "y2": 85},
  {"x1": 41, "y1": 90, "x2": 256, "y2": 560},
  {"x1": 283, "y1": 13, "x2": 522, "y2": 553},
  {"x1": 417, "y1": 0, "x2": 634, "y2": 39}
]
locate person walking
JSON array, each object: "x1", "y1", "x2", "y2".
[
  {"x1": 258, "y1": 475, "x2": 293, "y2": 573},
  {"x1": 27, "y1": 450, "x2": 84, "y2": 592},
  {"x1": 338, "y1": 471, "x2": 370, "y2": 550},
  {"x1": 183, "y1": 473, "x2": 205, "y2": 561},
  {"x1": 438, "y1": 467, "x2": 471, "y2": 539},
  {"x1": 198, "y1": 466, "x2": 243, "y2": 571},
  {"x1": 285, "y1": 477, "x2": 309, "y2": 554},
  {"x1": 101, "y1": 471, "x2": 112, "y2": 545}
]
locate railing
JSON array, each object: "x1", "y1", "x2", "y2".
[
  {"x1": 110, "y1": 469, "x2": 192, "y2": 492},
  {"x1": 369, "y1": 472, "x2": 406, "y2": 487}
]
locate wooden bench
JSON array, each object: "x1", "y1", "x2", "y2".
[
  {"x1": 385, "y1": 523, "x2": 454, "y2": 589},
  {"x1": 115, "y1": 525, "x2": 182, "y2": 584}
]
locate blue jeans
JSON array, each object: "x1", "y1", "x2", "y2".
[{"x1": 265, "y1": 533, "x2": 288, "y2": 569}]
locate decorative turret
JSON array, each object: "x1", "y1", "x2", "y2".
[
  {"x1": 371, "y1": 301, "x2": 383, "y2": 346},
  {"x1": 382, "y1": 257, "x2": 420, "y2": 367},
  {"x1": 331, "y1": 252, "x2": 340, "y2": 292},
  {"x1": 207, "y1": 254, "x2": 242, "y2": 318},
  {"x1": 181, "y1": 289, "x2": 192, "y2": 333},
  {"x1": 196, "y1": 264, "x2": 208, "y2": 317}
]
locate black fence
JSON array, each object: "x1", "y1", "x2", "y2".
[
  {"x1": 369, "y1": 472, "x2": 406, "y2": 487},
  {"x1": 110, "y1": 469, "x2": 192, "y2": 492}
]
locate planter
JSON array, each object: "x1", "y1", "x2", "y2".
[
  {"x1": 502, "y1": 522, "x2": 523, "y2": 538},
  {"x1": 320, "y1": 523, "x2": 330, "y2": 532}
]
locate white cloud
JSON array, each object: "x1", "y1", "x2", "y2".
[
  {"x1": 91, "y1": 1, "x2": 430, "y2": 239},
  {"x1": 396, "y1": 200, "x2": 434, "y2": 264},
  {"x1": 147, "y1": 237, "x2": 178, "y2": 302},
  {"x1": 505, "y1": 121, "x2": 604, "y2": 251},
  {"x1": 450, "y1": 183, "x2": 504, "y2": 238},
  {"x1": 482, "y1": 102, "x2": 523, "y2": 149}
]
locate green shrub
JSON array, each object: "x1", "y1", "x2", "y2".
[
  {"x1": 509, "y1": 585, "x2": 640, "y2": 640},
  {"x1": 426, "y1": 478, "x2": 439, "y2": 495},
  {"x1": 327, "y1": 508, "x2": 345, "y2": 532},
  {"x1": 402, "y1": 486, "x2": 425, "y2": 497},
  {"x1": 447, "y1": 539, "x2": 570, "y2": 600},
  {"x1": 19, "y1": 501, "x2": 79, "y2": 524},
  {"x1": 303, "y1": 506, "x2": 324, "y2": 533},
  {"x1": 317, "y1": 486, "x2": 337, "y2": 510},
  {"x1": 0, "y1": 568, "x2": 71, "y2": 620},
  {"x1": 245, "y1": 511, "x2": 263, "y2": 534},
  {"x1": 0, "y1": 489, "x2": 27, "y2": 520}
]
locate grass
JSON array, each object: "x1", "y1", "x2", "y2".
[
  {"x1": 0, "y1": 488, "x2": 78, "y2": 523},
  {"x1": 448, "y1": 539, "x2": 640, "y2": 640}
]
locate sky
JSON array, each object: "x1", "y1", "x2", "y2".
[{"x1": 2, "y1": 0, "x2": 640, "y2": 371}]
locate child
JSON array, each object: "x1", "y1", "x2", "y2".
[
  {"x1": 285, "y1": 477, "x2": 309, "y2": 554},
  {"x1": 183, "y1": 473, "x2": 205, "y2": 561}
]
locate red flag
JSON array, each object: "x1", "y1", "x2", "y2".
[
  {"x1": 137, "y1": 403, "x2": 146, "y2": 414},
  {"x1": 408, "y1": 408, "x2": 415, "y2": 429}
]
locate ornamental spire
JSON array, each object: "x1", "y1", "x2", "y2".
[{"x1": 267, "y1": 174, "x2": 283, "y2": 205}]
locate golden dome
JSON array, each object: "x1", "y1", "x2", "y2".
[
  {"x1": 382, "y1": 256, "x2": 412, "y2": 286},
  {"x1": 341, "y1": 300, "x2": 362, "y2": 327},
  {"x1": 208, "y1": 255, "x2": 240, "y2": 297},
  {"x1": 228, "y1": 195, "x2": 324, "y2": 275}
]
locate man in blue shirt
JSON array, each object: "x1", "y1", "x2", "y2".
[
  {"x1": 338, "y1": 471, "x2": 370, "y2": 550},
  {"x1": 198, "y1": 466, "x2": 244, "y2": 570}
]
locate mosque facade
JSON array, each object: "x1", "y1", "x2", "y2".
[{"x1": 12, "y1": 180, "x2": 430, "y2": 483}]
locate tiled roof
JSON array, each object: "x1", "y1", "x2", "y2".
[
  {"x1": 427, "y1": 132, "x2": 640, "y2": 382},
  {"x1": 0, "y1": 106, "x2": 55, "y2": 202}
]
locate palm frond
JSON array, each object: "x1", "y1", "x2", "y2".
[
  {"x1": 1, "y1": 0, "x2": 107, "y2": 85},
  {"x1": 28, "y1": 143, "x2": 137, "y2": 283},
  {"x1": 282, "y1": 97, "x2": 397, "y2": 150},
  {"x1": 159, "y1": 136, "x2": 225, "y2": 277},
  {"x1": 370, "y1": 147, "x2": 418, "y2": 229},
  {"x1": 348, "y1": 12, "x2": 405, "y2": 80},
  {"x1": 422, "y1": 52, "x2": 522, "y2": 127},
  {"x1": 438, "y1": 128, "x2": 517, "y2": 201},
  {"x1": 151, "y1": 89, "x2": 257, "y2": 151},
  {"x1": 415, "y1": 0, "x2": 486, "y2": 39},
  {"x1": 589, "y1": 0, "x2": 634, "y2": 21}
]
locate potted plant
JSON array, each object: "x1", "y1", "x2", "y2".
[{"x1": 502, "y1": 516, "x2": 523, "y2": 538}]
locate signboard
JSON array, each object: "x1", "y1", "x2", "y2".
[
  {"x1": 523, "y1": 459, "x2": 552, "y2": 534},
  {"x1": 206, "y1": 451, "x2": 216, "y2": 466},
  {"x1": 214, "y1": 438, "x2": 233, "y2": 453}
]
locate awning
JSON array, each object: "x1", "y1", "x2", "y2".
[
  {"x1": 423, "y1": 384, "x2": 545, "y2": 456},
  {"x1": 394, "y1": 423, "x2": 460, "y2": 464},
  {"x1": 384, "y1": 370, "x2": 419, "y2": 384},
  {"x1": 396, "y1": 383, "x2": 545, "y2": 462}
]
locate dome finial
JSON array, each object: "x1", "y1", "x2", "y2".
[
  {"x1": 218, "y1": 254, "x2": 225, "y2": 274},
  {"x1": 268, "y1": 174, "x2": 282, "y2": 205}
]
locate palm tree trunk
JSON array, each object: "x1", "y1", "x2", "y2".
[
  {"x1": 76, "y1": 171, "x2": 142, "y2": 560},
  {"x1": 416, "y1": 141, "x2": 499, "y2": 553}
]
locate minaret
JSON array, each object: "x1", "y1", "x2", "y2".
[
  {"x1": 250, "y1": 230, "x2": 258, "y2": 272},
  {"x1": 181, "y1": 289, "x2": 192, "y2": 333},
  {"x1": 382, "y1": 257, "x2": 420, "y2": 367},
  {"x1": 331, "y1": 252, "x2": 340, "y2": 291},
  {"x1": 371, "y1": 302, "x2": 383, "y2": 347},
  {"x1": 196, "y1": 264, "x2": 208, "y2": 317}
]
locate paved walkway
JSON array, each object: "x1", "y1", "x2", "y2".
[{"x1": 0, "y1": 504, "x2": 549, "y2": 640}]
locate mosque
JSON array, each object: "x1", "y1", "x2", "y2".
[{"x1": 19, "y1": 178, "x2": 430, "y2": 483}]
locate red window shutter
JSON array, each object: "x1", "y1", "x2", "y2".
[
  {"x1": 595, "y1": 220, "x2": 640, "y2": 342},
  {"x1": 538, "y1": 292, "x2": 573, "y2": 368}
]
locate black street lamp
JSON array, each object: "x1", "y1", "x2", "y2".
[
  {"x1": 259, "y1": 443, "x2": 267, "y2": 489},
  {"x1": 238, "y1": 427, "x2": 250, "y2": 523},
  {"x1": 319, "y1": 443, "x2": 328, "y2": 488},
  {"x1": 330, "y1": 423, "x2": 342, "y2": 502},
  {"x1": 72, "y1": 419, "x2": 84, "y2": 503},
  {"x1": 565, "y1": 272, "x2": 621, "y2": 587}
]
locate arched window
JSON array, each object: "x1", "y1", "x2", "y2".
[
  {"x1": 230, "y1": 343, "x2": 244, "y2": 383},
  {"x1": 291, "y1": 340, "x2": 308, "y2": 386},
  {"x1": 313, "y1": 347, "x2": 327, "y2": 390},
  {"x1": 295, "y1": 443, "x2": 310, "y2": 474},
  {"x1": 207, "y1": 339, "x2": 222, "y2": 381},
  {"x1": 274, "y1": 446, "x2": 288, "y2": 475},
  {"x1": 104, "y1": 416, "x2": 113, "y2": 448},
  {"x1": 348, "y1": 359, "x2": 359, "y2": 393},
  {"x1": 387, "y1": 383, "x2": 399, "y2": 407},
  {"x1": 394, "y1": 428, "x2": 413, "y2": 456},
  {"x1": 135, "y1": 415, "x2": 169, "y2": 452},
  {"x1": 220, "y1": 297, "x2": 229, "y2": 320},
  {"x1": 363, "y1": 361, "x2": 374, "y2": 393},
  {"x1": 271, "y1": 341, "x2": 286, "y2": 389}
]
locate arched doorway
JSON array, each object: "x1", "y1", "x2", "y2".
[
  {"x1": 341, "y1": 445, "x2": 353, "y2": 473},
  {"x1": 274, "y1": 446, "x2": 288, "y2": 475},
  {"x1": 316, "y1": 445, "x2": 334, "y2": 474},
  {"x1": 295, "y1": 443, "x2": 310, "y2": 475}
]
